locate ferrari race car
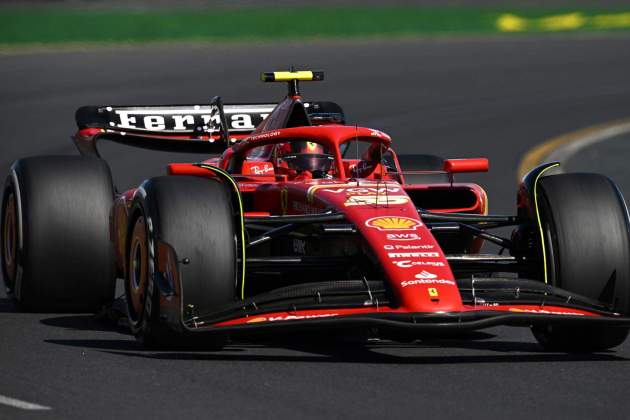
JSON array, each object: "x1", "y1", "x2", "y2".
[{"x1": 2, "y1": 70, "x2": 630, "y2": 351}]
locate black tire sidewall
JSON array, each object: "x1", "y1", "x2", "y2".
[
  {"x1": 8, "y1": 156, "x2": 116, "y2": 311},
  {"x1": 534, "y1": 173, "x2": 630, "y2": 351},
  {"x1": 126, "y1": 175, "x2": 237, "y2": 345}
]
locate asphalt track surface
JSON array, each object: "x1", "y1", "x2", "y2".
[{"x1": 2, "y1": 36, "x2": 630, "y2": 419}]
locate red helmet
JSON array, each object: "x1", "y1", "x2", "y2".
[{"x1": 277, "y1": 140, "x2": 334, "y2": 178}]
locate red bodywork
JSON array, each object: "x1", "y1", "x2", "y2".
[{"x1": 77, "y1": 90, "x2": 625, "y2": 336}]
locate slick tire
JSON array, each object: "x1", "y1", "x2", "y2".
[
  {"x1": 126, "y1": 176, "x2": 236, "y2": 348},
  {"x1": 396, "y1": 154, "x2": 448, "y2": 184},
  {"x1": 532, "y1": 173, "x2": 630, "y2": 352},
  {"x1": 1, "y1": 156, "x2": 116, "y2": 312}
]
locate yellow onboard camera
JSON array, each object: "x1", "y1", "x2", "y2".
[
  {"x1": 261, "y1": 70, "x2": 324, "y2": 96},
  {"x1": 261, "y1": 71, "x2": 324, "y2": 82}
]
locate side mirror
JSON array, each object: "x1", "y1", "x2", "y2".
[{"x1": 443, "y1": 158, "x2": 489, "y2": 173}]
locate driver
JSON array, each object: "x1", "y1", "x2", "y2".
[{"x1": 276, "y1": 140, "x2": 334, "y2": 180}]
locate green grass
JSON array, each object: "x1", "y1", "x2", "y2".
[{"x1": 1, "y1": 7, "x2": 630, "y2": 46}]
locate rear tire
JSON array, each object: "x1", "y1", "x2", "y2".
[
  {"x1": 1, "y1": 156, "x2": 116, "y2": 312},
  {"x1": 532, "y1": 173, "x2": 630, "y2": 351},
  {"x1": 126, "y1": 176, "x2": 236, "y2": 348}
]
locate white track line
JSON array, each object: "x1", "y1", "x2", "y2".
[{"x1": 0, "y1": 394, "x2": 51, "y2": 410}]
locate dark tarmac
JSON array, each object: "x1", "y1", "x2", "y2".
[{"x1": 1, "y1": 36, "x2": 630, "y2": 419}]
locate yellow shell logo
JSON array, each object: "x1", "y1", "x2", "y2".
[{"x1": 365, "y1": 216, "x2": 422, "y2": 231}]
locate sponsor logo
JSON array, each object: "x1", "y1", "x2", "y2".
[
  {"x1": 344, "y1": 195, "x2": 409, "y2": 207},
  {"x1": 246, "y1": 313, "x2": 339, "y2": 323},
  {"x1": 322, "y1": 187, "x2": 401, "y2": 194},
  {"x1": 249, "y1": 131, "x2": 281, "y2": 141},
  {"x1": 474, "y1": 298, "x2": 499, "y2": 307},
  {"x1": 508, "y1": 308, "x2": 584, "y2": 316},
  {"x1": 388, "y1": 252, "x2": 439, "y2": 258},
  {"x1": 415, "y1": 270, "x2": 437, "y2": 279},
  {"x1": 249, "y1": 165, "x2": 274, "y2": 175},
  {"x1": 307, "y1": 183, "x2": 399, "y2": 202},
  {"x1": 428, "y1": 288, "x2": 439, "y2": 297},
  {"x1": 393, "y1": 260, "x2": 445, "y2": 268},
  {"x1": 366, "y1": 216, "x2": 422, "y2": 231},
  {"x1": 400, "y1": 279, "x2": 456, "y2": 288},
  {"x1": 108, "y1": 106, "x2": 273, "y2": 133},
  {"x1": 386, "y1": 233, "x2": 422, "y2": 241},
  {"x1": 384, "y1": 244, "x2": 434, "y2": 250}
]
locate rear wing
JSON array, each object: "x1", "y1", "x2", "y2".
[{"x1": 73, "y1": 99, "x2": 345, "y2": 156}]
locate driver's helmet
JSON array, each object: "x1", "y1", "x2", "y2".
[{"x1": 277, "y1": 140, "x2": 334, "y2": 178}]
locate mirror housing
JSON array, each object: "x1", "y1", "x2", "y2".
[{"x1": 443, "y1": 158, "x2": 489, "y2": 173}]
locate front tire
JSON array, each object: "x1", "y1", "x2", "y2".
[
  {"x1": 532, "y1": 173, "x2": 630, "y2": 351},
  {"x1": 125, "y1": 176, "x2": 237, "y2": 347}
]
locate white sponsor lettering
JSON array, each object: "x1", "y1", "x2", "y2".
[
  {"x1": 250, "y1": 131, "x2": 281, "y2": 141},
  {"x1": 384, "y1": 244, "x2": 434, "y2": 250},
  {"x1": 508, "y1": 308, "x2": 584, "y2": 316},
  {"x1": 110, "y1": 107, "x2": 273, "y2": 132},
  {"x1": 248, "y1": 313, "x2": 339, "y2": 323},
  {"x1": 231, "y1": 114, "x2": 254, "y2": 129},
  {"x1": 401, "y1": 279, "x2": 456, "y2": 288},
  {"x1": 322, "y1": 187, "x2": 401, "y2": 194},
  {"x1": 345, "y1": 195, "x2": 409, "y2": 206},
  {"x1": 172, "y1": 114, "x2": 195, "y2": 130},
  {"x1": 116, "y1": 110, "x2": 137, "y2": 129},
  {"x1": 200, "y1": 114, "x2": 216, "y2": 126},
  {"x1": 386, "y1": 233, "x2": 422, "y2": 241},
  {"x1": 249, "y1": 165, "x2": 274, "y2": 175},
  {"x1": 415, "y1": 270, "x2": 437, "y2": 279},
  {"x1": 393, "y1": 260, "x2": 445, "y2": 268},
  {"x1": 388, "y1": 252, "x2": 439, "y2": 258},
  {"x1": 143, "y1": 115, "x2": 166, "y2": 130}
]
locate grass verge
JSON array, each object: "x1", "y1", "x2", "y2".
[{"x1": 1, "y1": 7, "x2": 630, "y2": 46}]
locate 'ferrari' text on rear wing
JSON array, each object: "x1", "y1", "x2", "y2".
[{"x1": 73, "y1": 100, "x2": 345, "y2": 157}]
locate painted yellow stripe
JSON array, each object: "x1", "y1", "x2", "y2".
[
  {"x1": 532, "y1": 163, "x2": 560, "y2": 284},
  {"x1": 199, "y1": 164, "x2": 247, "y2": 300},
  {"x1": 517, "y1": 117, "x2": 630, "y2": 181}
]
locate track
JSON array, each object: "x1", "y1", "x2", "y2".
[{"x1": 2, "y1": 36, "x2": 630, "y2": 419}]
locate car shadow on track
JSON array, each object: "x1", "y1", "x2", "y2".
[
  {"x1": 41, "y1": 314, "x2": 130, "y2": 333},
  {"x1": 43, "y1": 336, "x2": 630, "y2": 365},
  {"x1": 0, "y1": 298, "x2": 20, "y2": 313},
  {"x1": 40, "y1": 312, "x2": 630, "y2": 365}
]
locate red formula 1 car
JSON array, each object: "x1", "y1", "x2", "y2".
[{"x1": 2, "y1": 71, "x2": 630, "y2": 351}]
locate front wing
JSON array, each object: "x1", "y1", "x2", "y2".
[{"x1": 185, "y1": 304, "x2": 630, "y2": 339}]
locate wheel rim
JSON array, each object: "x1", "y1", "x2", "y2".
[
  {"x1": 2, "y1": 191, "x2": 17, "y2": 285},
  {"x1": 127, "y1": 216, "x2": 148, "y2": 323}
]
